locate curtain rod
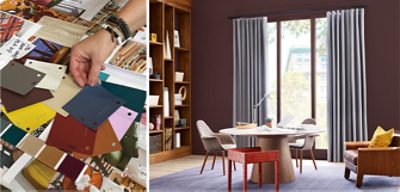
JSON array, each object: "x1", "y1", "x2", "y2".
[{"x1": 228, "y1": 5, "x2": 367, "y2": 20}]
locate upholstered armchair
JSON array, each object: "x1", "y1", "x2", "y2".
[
  {"x1": 196, "y1": 120, "x2": 237, "y2": 175},
  {"x1": 344, "y1": 134, "x2": 400, "y2": 187}
]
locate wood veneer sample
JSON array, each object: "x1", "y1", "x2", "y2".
[
  {"x1": 18, "y1": 135, "x2": 45, "y2": 156},
  {"x1": 36, "y1": 145, "x2": 65, "y2": 169},
  {"x1": 0, "y1": 87, "x2": 53, "y2": 112}
]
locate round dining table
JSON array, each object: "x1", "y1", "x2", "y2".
[{"x1": 220, "y1": 127, "x2": 323, "y2": 184}]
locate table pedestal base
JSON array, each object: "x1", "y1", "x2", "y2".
[{"x1": 250, "y1": 135, "x2": 295, "y2": 184}]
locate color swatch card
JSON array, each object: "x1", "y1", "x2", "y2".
[
  {"x1": 109, "y1": 106, "x2": 138, "y2": 141},
  {"x1": 36, "y1": 145, "x2": 65, "y2": 169},
  {"x1": 91, "y1": 120, "x2": 122, "y2": 156},
  {"x1": 18, "y1": 134, "x2": 45, "y2": 157},
  {"x1": 46, "y1": 114, "x2": 97, "y2": 155},
  {"x1": 62, "y1": 85, "x2": 126, "y2": 130},
  {"x1": 43, "y1": 74, "x2": 81, "y2": 117},
  {"x1": 1, "y1": 103, "x2": 56, "y2": 133},
  {"x1": 1, "y1": 87, "x2": 54, "y2": 112},
  {"x1": 0, "y1": 125, "x2": 27, "y2": 147},
  {"x1": 101, "y1": 81, "x2": 146, "y2": 122},
  {"x1": 56, "y1": 155, "x2": 86, "y2": 181},
  {"x1": 24, "y1": 59, "x2": 67, "y2": 91},
  {"x1": 0, "y1": 61, "x2": 46, "y2": 95}
]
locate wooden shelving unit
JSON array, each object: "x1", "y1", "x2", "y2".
[{"x1": 149, "y1": 0, "x2": 191, "y2": 164}]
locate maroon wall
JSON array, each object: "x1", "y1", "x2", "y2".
[{"x1": 191, "y1": 0, "x2": 400, "y2": 155}]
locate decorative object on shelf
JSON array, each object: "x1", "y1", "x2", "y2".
[
  {"x1": 163, "y1": 87, "x2": 170, "y2": 117},
  {"x1": 178, "y1": 119, "x2": 187, "y2": 127},
  {"x1": 149, "y1": 123, "x2": 154, "y2": 131},
  {"x1": 164, "y1": 30, "x2": 172, "y2": 59},
  {"x1": 149, "y1": 57, "x2": 153, "y2": 75},
  {"x1": 174, "y1": 30, "x2": 180, "y2": 48},
  {"x1": 174, "y1": 94, "x2": 183, "y2": 105},
  {"x1": 175, "y1": 133, "x2": 181, "y2": 148},
  {"x1": 150, "y1": 135, "x2": 161, "y2": 154},
  {"x1": 173, "y1": 110, "x2": 180, "y2": 126},
  {"x1": 265, "y1": 117, "x2": 273, "y2": 128},
  {"x1": 150, "y1": 33, "x2": 157, "y2": 42},
  {"x1": 178, "y1": 86, "x2": 187, "y2": 102},
  {"x1": 235, "y1": 122, "x2": 257, "y2": 129},
  {"x1": 150, "y1": 72, "x2": 161, "y2": 80},
  {"x1": 148, "y1": 95, "x2": 159, "y2": 106},
  {"x1": 165, "y1": 128, "x2": 173, "y2": 150},
  {"x1": 175, "y1": 72, "x2": 184, "y2": 82},
  {"x1": 156, "y1": 115, "x2": 161, "y2": 130}
]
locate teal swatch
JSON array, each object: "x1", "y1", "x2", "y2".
[
  {"x1": 99, "y1": 72, "x2": 110, "y2": 81},
  {"x1": 1, "y1": 125, "x2": 27, "y2": 146}
]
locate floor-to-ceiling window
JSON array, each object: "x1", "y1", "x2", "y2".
[{"x1": 266, "y1": 16, "x2": 328, "y2": 156}]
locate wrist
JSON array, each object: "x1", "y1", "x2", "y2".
[{"x1": 96, "y1": 29, "x2": 118, "y2": 48}]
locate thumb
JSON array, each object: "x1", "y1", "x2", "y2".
[{"x1": 88, "y1": 61, "x2": 102, "y2": 86}]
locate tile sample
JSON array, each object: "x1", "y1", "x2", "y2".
[
  {"x1": 0, "y1": 125, "x2": 26, "y2": 146},
  {"x1": 46, "y1": 114, "x2": 97, "y2": 155},
  {"x1": 36, "y1": 145, "x2": 65, "y2": 169},
  {"x1": 109, "y1": 106, "x2": 138, "y2": 140},
  {"x1": 18, "y1": 134, "x2": 45, "y2": 156},
  {"x1": 0, "y1": 87, "x2": 53, "y2": 112},
  {"x1": 56, "y1": 155, "x2": 86, "y2": 181},
  {"x1": 24, "y1": 59, "x2": 67, "y2": 91},
  {"x1": 101, "y1": 81, "x2": 146, "y2": 122},
  {"x1": 0, "y1": 61, "x2": 45, "y2": 95},
  {"x1": 62, "y1": 85, "x2": 125, "y2": 130},
  {"x1": 2, "y1": 103, "x2": 56, "y2": 133},
  {"x1": 43, "y1": 74, "x2": 81, "y2": 116}
]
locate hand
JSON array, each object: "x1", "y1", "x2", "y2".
[{"x1": 69, "y1": 29, "x2": 117, "y2": 87}]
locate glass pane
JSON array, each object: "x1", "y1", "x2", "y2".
[
  {"x1": 267, "y1": 22, "x2": 277, "y2": 125},
  {"x1": 280, "y1": 19, "x2": 311, "y2": 126},
  {"x1": 315, "y1": 18, "x2": 328, "y2": 149}
]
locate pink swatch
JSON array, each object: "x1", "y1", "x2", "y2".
[{"x1": 109, "y1": 106, "x2": 138, "y2": 140}]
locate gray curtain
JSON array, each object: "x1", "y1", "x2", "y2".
[
  {"x1": 233, "y1": 17, "x2": 268, "y2": 147},
  {"x1": 327, "y1": 9, "x2": 368, "y2": 162}
]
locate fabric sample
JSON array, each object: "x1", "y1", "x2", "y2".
[
  {"x1": 56, "y1": 155, "x2": 86, "y2": 181},
  {"x1": 0, "y1": 61, "x2": 45, "y2": 95},
  {"x1": 18, "y1": 134, "x2": 45, "y2": 156},
  {"x1": 0, "y1": 87, "x2": 53, "y2": 112},
  {"x1": 24, "y1": 59, "x2": 67, "y2": 91},
  {"x1": 36, "y1": 145, "x2": 65, "y2": 169},
  {"x1": 62, "y1": 85, "x2": 126, "y2": 130},
  {"x1": 2, "y1": 103, "x2": 56, "y2": 133},
  {"x1": 109, "y1": 106, "x2": 137, "y2": 141},
  {"x1": 43, "y1": 74, "x2": 81, "y2": 116},
  {"x1": 101, "y1": 81, "x2": 146, "y2": 122},
  {"x1": 0, "y1": 125, "x2": 26, "y2": 146}
]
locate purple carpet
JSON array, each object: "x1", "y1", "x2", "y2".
[{"x1": 150, "y1": 161, "x2": 400, "y2": 191}]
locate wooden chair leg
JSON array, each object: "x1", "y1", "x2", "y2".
[
  {"x1": 228, "y1": 160, "x2": 232, "y2": 192},
  {"x1": 344, "y1": 167, "x2": 350, "y2": 179},
  {"x1": 211, "y1": 153, "x2": 217, "y2": 170},
  {"x1": 221, "y1": 151, "x2": 226, "y2": 176},
  {"x1": 300, "y1": 150, "x2": 303, "y2": 174},
  {"x1": 295, "y1": 149, "x2": 298, "y2": 168},
  {"x1": 233, "y1": 161, "x2": 237, "y2": 171},
  {"x1": 258, "y1": 162, "x2": 262, "y2": 188},
  {"x1": 310, "y1": 149, "x2": 317, "y2": 170},
  {"x1": 243, "y1": 163, "x2": 247, "y2": 192},
  {"x1": 356, "y1": 172, "x2": 364, "y2": 188},
  {"x1": 200, "y1": 152, "x2": 209, "y2": 174},
  {"x1": 275, "y1": 160, "x2": 279, "y2": 192}
]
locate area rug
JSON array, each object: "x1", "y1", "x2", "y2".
[{"x1": 150, "y1": 161, "x2": 400, "y2": 191}]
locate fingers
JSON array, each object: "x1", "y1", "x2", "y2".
[
  {"x1": 88, "y1": 60, "x2": 103, "y2": 86},
  {"x1": 70, "y1": 49, "x2": 88, "y2": 87},
  {"x1": 101, "y1": 65, "x2": 105, "y2": 70}
]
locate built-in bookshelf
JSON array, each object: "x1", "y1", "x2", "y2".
[{"x1": 149, "y1": 0, "x2": 191, "y2": 164}]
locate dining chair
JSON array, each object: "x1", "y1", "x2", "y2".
[
  {"x1": 196, "y1": 120, "x2": 237, "y2": 175},
  {"x1": 288, "y1": 118, "x2": 318, "y2": 173}
]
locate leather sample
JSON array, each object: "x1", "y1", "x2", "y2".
[
  {"x1": 0, "y1": 125, "x2": 26, "y2": 146},
  {"x1": 109, "y1": 106, "x2": 138, "y2": 141},
  {"x1": 18, "y1": 135, "x2": 45, "y2": 156},
  {"x1": 91, "y1": 120, "x2": 122, "y2": 156},
  {"x1": 56, "y1": 155, "x2": 86, "y2": 181},
  {"x1": 46, "y1": 114, "x2": 97, "y2": 155},
  {"x1": 101, "y1": 81, "x2": 146, "y2": 122},
  {"x1": 0, "y1": 61, "x2": 45, "y2": 95},
  {"x1": 43, "y1": 74, "x2": 81, "y2": 117},
  {"x1": 36, "y1": 145, "x2": 65, "y2": 169},
  {"x1": 24, "y1": 59, "x2": 67, "y2": 91},
  {"x1": 62, "y1": 85, "x2": 126, "y2": 130},
  {"x1": 1, "y1": 87, "x2": 54, "y2": 112},
  {"x1": 2, "y1": 103, "x2": 56, "y2": 133}
]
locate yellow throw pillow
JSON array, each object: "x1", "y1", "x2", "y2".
[{"x1": 368, "y1": 126, "x2": 394, "y2": 148}]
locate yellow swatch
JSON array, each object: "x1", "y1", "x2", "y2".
[{"x1": 1, "y1": 103, "x2": 56, "y2": 133}]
